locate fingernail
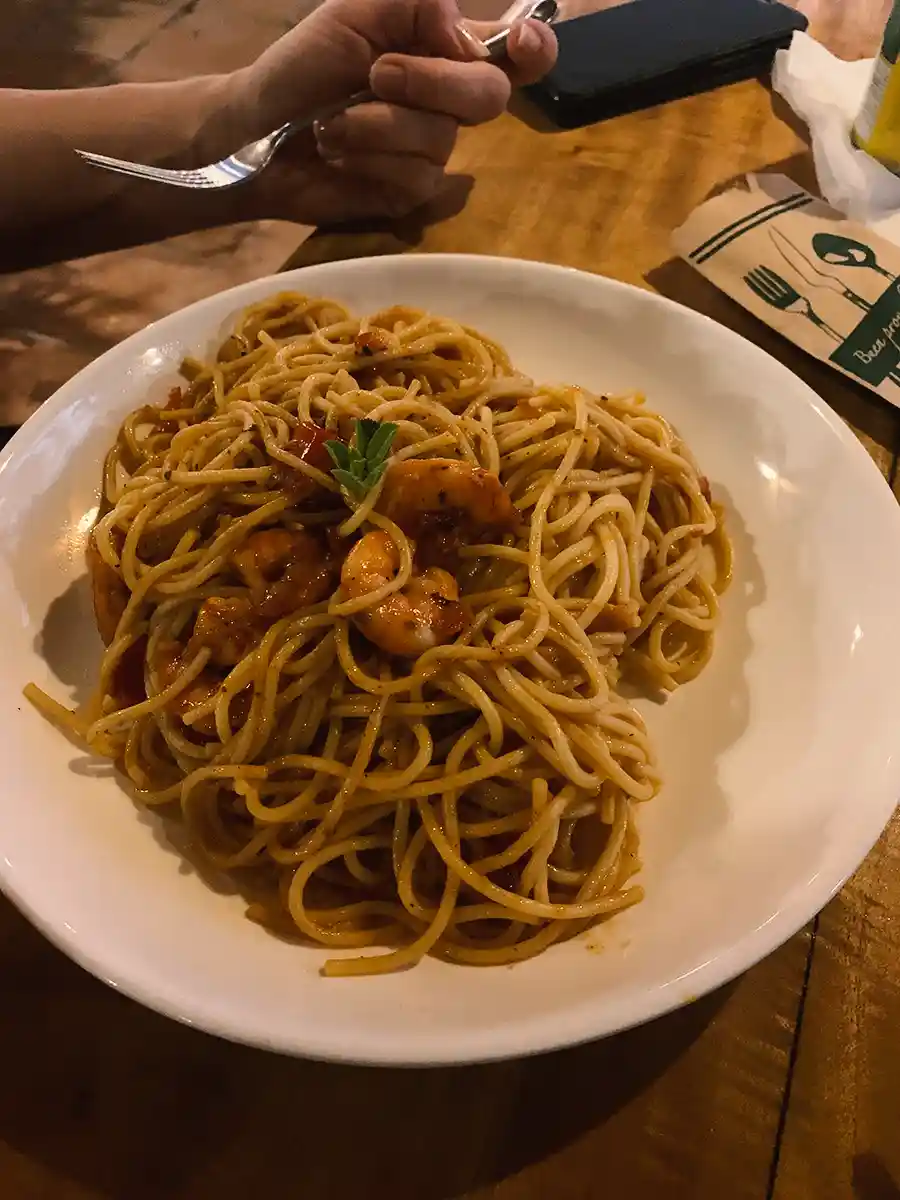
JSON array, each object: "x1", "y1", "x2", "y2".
[
  {"x1": 511, "y1": 19, "x2": 542, "y2": 55},
  {"x1": 455, "y1": 21, "x2": 490, "y2": 59}
]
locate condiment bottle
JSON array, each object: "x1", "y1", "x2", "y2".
[{"x1": 853, "y1": 0, "x2": 900, "y2": 172}]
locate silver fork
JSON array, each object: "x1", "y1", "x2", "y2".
[{"x1": 75, "y1": 0, "x2": 558, "y2": 191}]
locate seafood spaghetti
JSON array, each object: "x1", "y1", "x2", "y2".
[{"x1": 26, "y1": 292, "x2": 732, "y2": 976}]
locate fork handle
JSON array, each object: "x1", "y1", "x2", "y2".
[
  {"x1": 811, "y1": 307, "x2": 900, "y2": 384},
  {"x1": 271, "y1": 2, "x2": 558, "y2": 149},
  {"x1": 805, "y1": 310, "x2": 843, "y2": 341},
  {"x1": 267, "y1": 4, "x2": 558, "y2": 151},
  {"x1": 827, "y1": 293, "x2": 900, "y2": 384},
  {"x1": 841, "y1": 286, "x2": 873, "y2": 313},
  {"x1": 811, "y1": 312, "x2": 900, "y2": 385},
  {"x1": 269, "y1": 89, "x2": 376, "y2": 152}
]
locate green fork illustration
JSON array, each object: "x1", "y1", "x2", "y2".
[
  {"x1": 745, "y1": 266, "x2": 842, "y2": 336},
  {"x1": 744, "y1": 266, "x2": 900, "y2": 386}
]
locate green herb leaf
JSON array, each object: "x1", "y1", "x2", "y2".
[
  {"x1": 328, "y1": 419, "x2": 398, "y2": 501},
  {"x1": 356, "y1": 418, "x2": 380, "y2": 456},
  {"x1": 366, "y1": 462, "x2": 390, "y2": 488},
  {"x1": 366, "y1": 421, "x2": 398, "y2": 466},
  {"x1": 324, "y1": 440, "x2": 351, "y2": 471},
  {"x1": 332, "y1": 468, "x2": 369, "y2": 498}
]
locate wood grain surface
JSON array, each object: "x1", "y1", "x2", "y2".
[{"x1": 0, "y1": 2, "x2": 897, "y2": 1199}]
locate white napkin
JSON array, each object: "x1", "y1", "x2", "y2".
[{"x1": 771, "y1": 32, "x2": 900, "y2": 243}]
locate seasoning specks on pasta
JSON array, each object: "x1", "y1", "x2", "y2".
[{"x1": 25, "y1": 292, "x2": 732, "y2": 976}]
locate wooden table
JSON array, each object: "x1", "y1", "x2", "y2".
[{"x1": 1, "y1": 1, "x2": 898, "y2": 1197}]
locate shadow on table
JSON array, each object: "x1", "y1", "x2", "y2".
[
  {"x1": 0, "y1": 896, "x2": 731, "y2": 1200},
  {"x1": 855, "y1": 1155, "x2": 900, "y2": 1200},
  {"x1": 0, "y1": 0, "x2": 120, "y2": 90},
  {"x1": 276, "y1": 175, "x2": 475, "y2": 275}
]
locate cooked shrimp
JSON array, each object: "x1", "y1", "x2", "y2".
[
  {"x1": 155, "y1": 641, "x2": 221, "y2": 735},
  {"x1": 341, "y1": 530, "x2": 468, "y2": 657},
  {"x1": 86, "y1": 531, "x2": 128, "y2": 646},
  {"x1": 232, "y1": 528, "x2": 337, "y2": 619},
  {"x1": 154, "y1": 641, "x2": 252, "y2": 738},
  {"x1": 379, "y1": 459, "x2": 518, "y2": 541},
  {"x1": 189, "y1": 597, "x2": 258, "y2": 666},
  {"x1": 111, "y1": 635, "x2": 147, "y2": 709}
]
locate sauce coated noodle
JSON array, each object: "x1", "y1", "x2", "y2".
[{"x1": 27, "y1": 293, "x2": 732, "y2": 976}]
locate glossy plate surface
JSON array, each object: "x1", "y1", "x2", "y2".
[{"x1": 1, "y1": 254, "x2": 898, "y2": 1064}]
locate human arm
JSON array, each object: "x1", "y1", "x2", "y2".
[{"x1": 0, "y1": 0, "x2": 556, "y2": 267}]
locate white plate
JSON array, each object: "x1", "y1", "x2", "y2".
[{"x1": 1, "y1": 254, "x2": 898, "y2": 1065}]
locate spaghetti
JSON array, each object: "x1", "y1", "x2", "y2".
[{"x1": 27, "y1": 292, "x2": 732, "y2": 976}]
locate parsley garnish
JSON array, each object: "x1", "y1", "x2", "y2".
[{"x1": 325, "y1": 419, "x2": 398, "y2": 500}]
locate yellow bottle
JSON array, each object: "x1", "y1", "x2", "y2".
[{"x1": 853, "y1": 0, "x2": 900, "y2": 171}]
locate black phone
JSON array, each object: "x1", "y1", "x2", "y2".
[{"x1": 525, "y1": 0, "x2": 808, "y2": 129}]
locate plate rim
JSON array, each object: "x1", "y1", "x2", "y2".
[{"x1": 2, "y1": 252, "x2": 899, "y2": 1066}]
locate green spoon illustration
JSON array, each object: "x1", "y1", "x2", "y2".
[{"x1": 812, "y1": 232, "x2": 896, "y2": 280}]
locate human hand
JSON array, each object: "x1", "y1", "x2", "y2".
[{"x1": 223, "y1": 0, "x2": 557, "y2": 224}]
